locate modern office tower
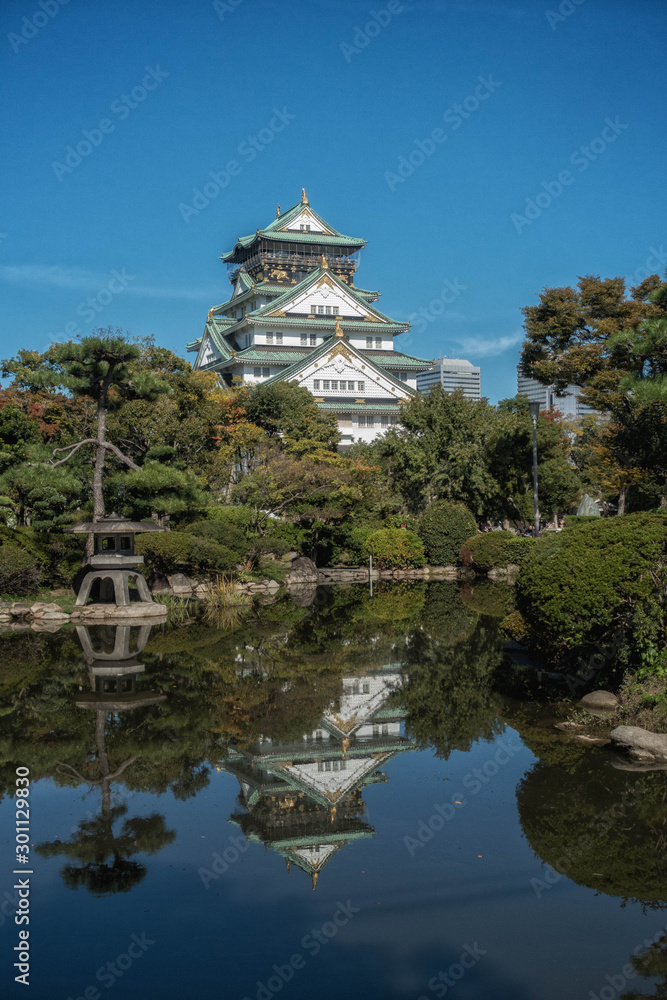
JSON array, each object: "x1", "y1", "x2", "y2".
[{"x1": 416, "y1": 357, "x2": 481, "y2": 399}]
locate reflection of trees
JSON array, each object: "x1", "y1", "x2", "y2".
[
  {"x1": 37, "y1": 804, "x2": 175, "y2": 895},
  {"x1": 516, "y1": 745, "x2": 667, "y2": 907},
  {"x1": 622, "y1": 934, "x2": 667, "y2": 998},
  {"x1": 397, "y1": 584, "x2": 506, "y2": 758}
]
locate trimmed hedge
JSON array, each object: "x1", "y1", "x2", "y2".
[
  {"x1": 515, "y1": 512, "x2": 667, "y2": 672},
  {"x1": 363, "y1": 528, "x2": 426, "y2": 569},
  {"x1": 459, "y1": 531, "x2": 532, "y2": 572},
  {"x1": 418, "y1": 501, "x2": 477, "y2": 566}
]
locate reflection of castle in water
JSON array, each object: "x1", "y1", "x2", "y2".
[{"x1": 222, "y1": 665, "x2": 416, "y2": 887}]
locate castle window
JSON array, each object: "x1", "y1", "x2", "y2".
[
  {"x1": 301, "y1": 334, "x2": 307, "y2": 345},
  {"x1": 266, "y1": 332, "x2": 274, "y2": 344},
  {"x1": 358, "y1": 415, "x2": 366, "y2": 427},
  {"x1": 375, "y1": 337, "x2": 382, "y2": 349},
  {"x1": 323, "y1": 380, "x2": 330, "y2": 391},
  {"x1": 313, "y1": 380, "x2": 320, "y2": 390},
  {"x1": 398, "y1": 371, "x2": 408, "y2": 381},
  {"x1": 333, "y1": 307, "x2": 339, "y2": 315},
  {"x1": 366, "y1": 415, "x2": 375, "y2": 427},
  {"x1": 253, "y1": 367, "x2": 261, "y2": 377},
  {"x1": 331, "y1": 380, "x2": 338, "y2": 391},
  {"x1": 381, "y1": 415, "x2": 389, "y2": 427},
  {"x1": 310, "y1": 334, "x2": 316, "y2": 346},
  {"x1": 275, "y1": 333, "x2": 283, "y2": 345},
  {"x1": 362, "y1": 682, "x2": 370, "y2": 693},
  {"x1": 262, "y1": 367, "x2": 270, "y2": 377},
  {"x1": 325, "y1": 306, "x2": 332, "y2": 315},
  {"x1": 318, "y1": 306, "x2": 324, "y2": 315},
  {"x1": 347, "y1": 381, "x2": 355, "y2": 391},
  {"x1": 357, "y1": 381, "x2": 365, "y2": 392},
  {"x1": 366, "y1": 337, "x2": 373, "y2": 348}
]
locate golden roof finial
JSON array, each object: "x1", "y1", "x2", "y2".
[
  {"x1": 330, "y1": 805, "x2": 337, "y2": 823},
  {"x1": 301, "y1": 187, "x2": 308, "y2": 205},
  {"x1": 341, "y1": 738, "x2": 349, "y2": 758},
  {"x1": 321, "y1": 254, "x2": 328, "y2": 270},
  {"x1": 312, "y1": 871, "x2": 318, "y2": 890},
  {"x1": 207, "y1": 308, "x2": 214, "y2": 321},
  {"x1": 276, "y1": 204, "x2": 281, "y2": 217},
  {"x1": 335, "y1": 317, "x2": 344, "y2": 339},
  {"x1": 286, "y1": 859, "x2": 291, "y2": 873}
]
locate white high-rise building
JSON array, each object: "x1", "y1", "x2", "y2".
[
  {"x1": 417, "y1": 357, "x2": 481, "y2": 399},
  {"x1": 517, "y1": 370, "x2": 596, "y2": 419}
]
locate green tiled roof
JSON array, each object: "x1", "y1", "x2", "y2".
[
  {"x1": 230, "y1": 346, "x2": 308, "y2": 364},
  {"x1": 365, "y1": 351, "x2": 433, "y2": 370},
  {"x1": 221, "y1": 229, "x2": 365, "y2": 262},
  {"x1": 316, "y1": 401, "x2": 402, "y2": 412}
]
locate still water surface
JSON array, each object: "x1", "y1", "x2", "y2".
[{"x1": 1, "y1": 583, "x2": 665, "y2": 999}]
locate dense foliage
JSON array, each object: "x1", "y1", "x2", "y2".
[
  {"x1": 511, "y1": 513, "x2": 667, "y2": 676},
  {"x1": 459, "y1": 531, "x2": 532, "y2": 572},
  {"x1": 418, "y1": 500, "x2": 477, "y2": 565},
  {"x1": 363, "y1": 528, "x2": 426, "y2": 569}
]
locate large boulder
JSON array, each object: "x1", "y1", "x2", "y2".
[
  {"x1": 610, "y1": 726, "x2": 667, "y2": 764},
  {"x1": 287, "y1": 556, "x2": 318, "y2": 584},
  {"x1": 580, "y1": 690, "x2": 619, "y2": 711},
  {"x1": 168, "y1": 573, "x2": 193, "y2": 595}
]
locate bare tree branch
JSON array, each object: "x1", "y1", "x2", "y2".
[{"x1": 50, "y1": 438, "x2": 140, "y2": 471}]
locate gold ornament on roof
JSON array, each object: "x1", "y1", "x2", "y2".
[
  {"x1": 301, "y1": 187, "x2": 308, "y2": 205},
  {"x1": 276, "y1": 204, "x2": 281, "y2": 217},
  {"x1": 312, "y1": 872, "x2": 318, "y2": 891},
  {"x1": 335, "y1": 317, "x2": 345, "y2": 339},
  {"x1": 321, "y1": 254, "x2": 328, "y2": 270}
]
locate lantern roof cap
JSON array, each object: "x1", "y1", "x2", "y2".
[{"x1": 64, "y1": 513, "x2": 167, "y2": 534}]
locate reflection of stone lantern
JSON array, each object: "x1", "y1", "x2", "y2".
[
  {"x1": 65, "y1": 513, "x2": 167, "y2": 611},
  {"x1": 74, "y1": 623, "x2": 166, "y2": 712}
]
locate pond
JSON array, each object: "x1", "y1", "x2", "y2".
[{"x1": 0, "y1": 582, "x2": 666, "y2": 1000}]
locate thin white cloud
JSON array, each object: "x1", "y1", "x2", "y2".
[
  {"x1": 0, "y1": 264, "x2": 218, "y2": 301},
  {"x1": 450, "y1": 331, "x2": 523, "y2": 358}
]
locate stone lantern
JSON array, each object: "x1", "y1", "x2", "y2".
[{"x1": 65, "y1": 513, "x2": 167, "y2": 609}]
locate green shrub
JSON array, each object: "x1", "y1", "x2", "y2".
[
  {"x1": 515, "y1": 512, "x2": 667, "y2": 673},
  {"x1": 136, "y1": 530, "x2": 246, "y2": 576},
  {"x1": 459, "y1": 531, "x2": 532, "y2": 572},
  {"x1": 363, "y1": 528, "x2": 425, "y2": 569},
  {"x1": 418, "y1": 501, "x2": 477, "y2": 566},
  {"x1": 205, "y1": 505, "x2": 255, "y2": 530},
  {"x1": 0, "y1": 543, "x2": 44, "y2": 594}
]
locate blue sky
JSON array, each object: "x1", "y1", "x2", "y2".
[{"x1": 1, "y1": 0, "x2": 665, "y2": 403}]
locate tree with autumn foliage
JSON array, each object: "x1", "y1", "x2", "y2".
[{"x1": 520, "y1": 272, "x2": 667, "y2": 505}]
